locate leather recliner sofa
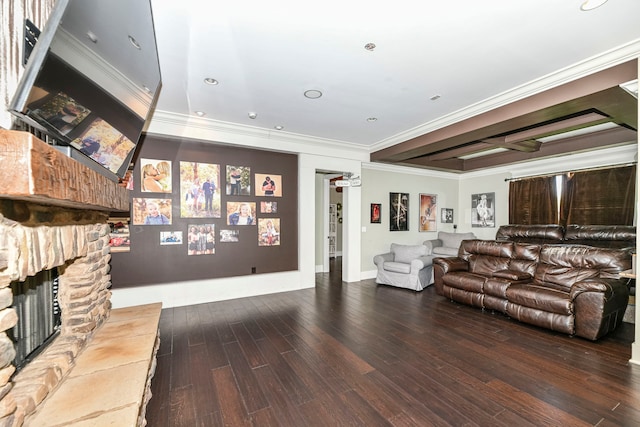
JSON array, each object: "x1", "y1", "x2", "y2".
[{"x1": 433, "y1": 239, "x2": 631, "y2": 340}]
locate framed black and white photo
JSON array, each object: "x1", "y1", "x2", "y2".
[
  {"x1": 441, "y1": 208, "x2": 454, "y2": 224},
  {"x1": 472, "y1": 192, "x2": 495, "y2": 228}
]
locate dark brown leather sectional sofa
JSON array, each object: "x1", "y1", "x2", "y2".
[{"x1": 433, "y1": 225, "x2": 635, "y2": 340}]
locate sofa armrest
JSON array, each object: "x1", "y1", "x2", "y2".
[
  {"x1": 373, "y1": 252, "x2": 393, "y2": 267},
  {"x1": 570, "y1": 278, "x2": 630, "y2": 340},
  {"x1": 569, "y1": 278, "x2": 618, "y2": 300},
  {"x1": 433, "y1": 257, "x2": 468, "y2": 273},
  {"x1": 423, "y1": 239, "x2": 442, "y2": 255},
  {"x1": 432, "y1": 257, "x2": 469, "y2": 296}
]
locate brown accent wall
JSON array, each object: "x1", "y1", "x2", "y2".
[{"x1": 110, "y1": 133, "x2": 298, "y2": 288}]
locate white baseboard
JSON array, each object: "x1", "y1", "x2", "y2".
[{"x1": 360, "y1": 270, "x2": 377, "y2": 280}]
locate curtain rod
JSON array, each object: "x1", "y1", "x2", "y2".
[{"x1": 504, "y1": 162, "x2": 637, "y2": 182}]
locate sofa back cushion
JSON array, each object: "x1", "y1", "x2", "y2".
[
  {"x1": 564, "y1": 225, "x2": 636, "y2": 249},
  {"x1": 496, "y1": 224, "x2": 564, "y2": 244},
  {"x1": 509, "y1": 243, "x2": 542, "y2": 276},
  {"x1": 459, "y1": 240, "x2": 513, "y2": 275},
  {"x1": 534, "y1": 244, "x2": 631, "y2": 290},
  {"x1": 390, "y1": 243, "x2": 427, "y2": 264}
]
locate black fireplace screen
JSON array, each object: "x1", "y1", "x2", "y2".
[{"x1": 9, "y1": 268, "x2": 61, "y2": 371}]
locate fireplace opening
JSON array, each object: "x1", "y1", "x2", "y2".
[{"x1": 9, "y1": 268, "x2": 62, "y2": 372}]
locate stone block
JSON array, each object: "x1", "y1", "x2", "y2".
[
  {"x1": 0, "y1": 393, "x2": 17, "y2": 418},
  {"x1": 0, "y1": 310, "x2": 17, "y2": 334},
  {"x1": 0, "y1": 289, "x2": 13, "y2": 311}
]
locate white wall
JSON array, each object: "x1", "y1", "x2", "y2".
[{"x1": 359, "y1": 163, "x2": 460, "y2": 277}]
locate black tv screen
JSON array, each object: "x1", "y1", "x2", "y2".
[{"x1": 8, "y1": 0, "x2": 161, "y2": 180}]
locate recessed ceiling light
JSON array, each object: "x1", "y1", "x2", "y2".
[
  {"x1": 195, "y1": 111, "x2": 205, "y2": 117},
  {"x1": 86, "y1": 31, "x2": 98, "y2": 43},
  {"x1": 580, "y1": 0, "x2": 608, "y2": 11},
  {"x1": 128, "y1": 35, "x2": 141, "y2": 50},
  {"x1": 248, "y1": 112, "x2": 257, "y2": 119},
  {"x1": 204, "y1": 78, "x2": 219, "y2": 85},
  {"x1": 274, "y1": 125, "x2": 284, "y2": 130},
  {"x1": 366, "y1": 117, "x2": 377, "y2": 122},
  {"x1": 364, "y1": 42, "x2": 376, "y2": 51},
  {"x1": 304, "y1": 90, "x2": 322, "y2": 99}
]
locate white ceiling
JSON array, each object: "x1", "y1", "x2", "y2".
[{"x1": 149, "y1": 0, "x2": 640, "y2": 152}]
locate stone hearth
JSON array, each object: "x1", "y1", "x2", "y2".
[{"x1": 0, "y1": 130, "x2": 133, "y2": 425}]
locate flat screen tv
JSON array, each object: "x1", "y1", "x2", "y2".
[{"x1": 8, "y1": 0, "x2": 161, "y2": 181}]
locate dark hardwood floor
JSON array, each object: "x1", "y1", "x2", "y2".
[{"x1": 146, "y1": 259, "x2": 640, "y2": 426}]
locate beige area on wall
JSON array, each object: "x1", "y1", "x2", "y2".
[
  {"x1": 360, "y1": 165, "x2": 460, "y2": 272},
  {"x1": 1, "y1": 0, "x2": 56, "y2": 129}
]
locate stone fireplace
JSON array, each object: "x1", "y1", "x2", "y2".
[{"x1": 0, "y1": 130, "x2": 131, "y2": 425}]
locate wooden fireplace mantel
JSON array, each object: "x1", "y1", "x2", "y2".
[{"x1": 0, "y1": 130, "x2": 129, "y2": 212}]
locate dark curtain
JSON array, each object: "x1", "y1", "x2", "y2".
[
  {"x1": 508, "y1": 175, "x2": 561, "y2": 224},
  {"x1": 561, "y1": 165, "x2": 636, "y2": 225}
]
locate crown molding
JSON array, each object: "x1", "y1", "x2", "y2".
[
  {"x1": 362, "y1": 161, "x2": 461, "y2": 180},
  {"x1": 371, "y1": 39, "x2": 640, "y2": 152},
  {"x1": 147, "y1": 110, "x2": 370, "y2": 160}
]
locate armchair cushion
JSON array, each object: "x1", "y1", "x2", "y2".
[
  {"x1": 391, "y1": 243, "x2": 427, "y2": 264},
  {"x1": 432, "y1": 231, "x2": 476, "y2": 256}
]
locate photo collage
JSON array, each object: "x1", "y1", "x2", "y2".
[{"x1": 120, "y1": 159, "x2": 282, "y2": 255}]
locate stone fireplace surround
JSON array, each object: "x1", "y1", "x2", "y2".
[{"x1": 0, "y1": 130, "x2": 157, "y2": 426}]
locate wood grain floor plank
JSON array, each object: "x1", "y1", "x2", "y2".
[
  {"x1": 145, "y1": 259, "x2": 640, "y2": 427},
  {"x1": 223, "y1": 340, "x2": 270, "y2": 413},
  {"x1": 169, "y1": 385, "x2": 197, "y2": 427},
  {"x1": 211, "y1": 366, "x2": 251, "y2": 427},
  {"x1": 230, "y1": 321, "x2": 267, "y2": 369}
]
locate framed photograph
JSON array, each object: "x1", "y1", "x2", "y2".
[
  {"x1": 472, "y1": 192, "x2": 495, "y2": 228},
  {"x1": 258, "y1": 218, "x2": 280, "y2": 246},
  {"x1": 370, "y1": 203, "x2": 381, "y2": 224},
  {"x1": 131, "y1": 198, "x2": 172, "y2": 225},
  {"x1": 441, "y1": 208, "x2": 454, "y2": 224},
  {"x1": 220, "y1": 229, "x2": 240, "y2": 242},
  {"x1": 419, "y1": 194, "x2": 437, "y2": 232},
  {"x1": 255, "y1": 173, "x2": 282, "y2": 197},
  {"x1": 160, "y1": 231, "x2": 183, "y2": 245},
  {"x1": 187, "y1": 224, "x2": 215, "y2": 255},
  {"x1": 260, "y1": 201, "x2": 277, "y2": 213},
  {"x1": 180, "y1": 161, "x2": 221, "y2": 218},
  {"x1": 226, "y1": 165, "x2": 251, "y2": 196},
  {"x1": 389, "y1": 192, "x2": 409, "y2": 231},
  {"x1": 226, "y1": 202, "x2": 256, "y2": 225},
  {"x1": 140, "y1": 158, "x2": 172, "y2": 193}
]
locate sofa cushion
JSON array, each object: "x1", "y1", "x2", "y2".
[
  {"x1": 391, "y1": 243, "x2": 427, "y2": 264},
  {"x1": 506, "y1": 283, "x2": 573, "y2": 315},
  {"x1": 443, "y1": 272, "x2": 485, "y2": 293},
  {"x1": 439, "y1": 231, "x2": 475, "y2": 253},
  {"x1": 493, "y1": 270, "x2": 531, "y2": 281},
  {"x1": 383, "y1": 261, "x2": 412, "y2": 274}
]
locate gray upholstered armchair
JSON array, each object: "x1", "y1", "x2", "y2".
[{"x1": 373, "y1": 243, "x2": 434, "y2": 291}]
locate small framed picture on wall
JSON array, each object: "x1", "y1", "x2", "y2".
[
  {"x1": 441, "y1": 208, "x2": 454, "y2": 224},
  {"x1": 370, "y1": 203, "x2": 381, "y2": 224}
]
